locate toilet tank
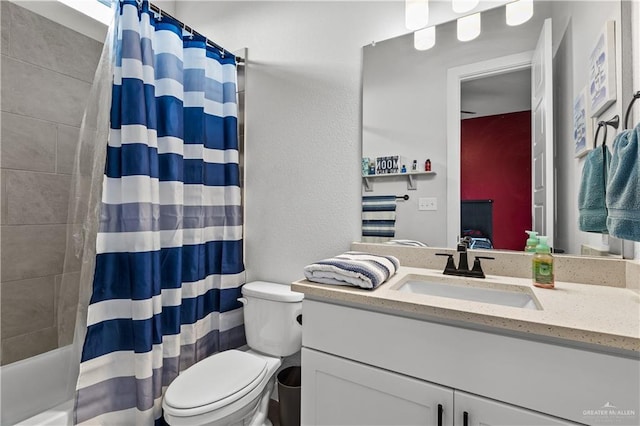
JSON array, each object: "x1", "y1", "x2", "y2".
[{"x1": 240, "y1": 281, "x2": 304, "y2": 357}]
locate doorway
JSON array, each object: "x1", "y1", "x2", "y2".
[
  {"x1": 446, "y1": 19, "x2": 554, "y2": 249},
  {"x1": 460, "y1": 69, "x2": 532, "y2": 251},
  {"x1": 445, "y1": 50, "x2": 534, "y2": 247}
]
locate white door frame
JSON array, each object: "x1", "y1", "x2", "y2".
[{"x1": 446, "y1": 51, "x2": 534, "y2": 247}]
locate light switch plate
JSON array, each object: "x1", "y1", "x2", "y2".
[{"x1": 418, "y1": 197, "x2": 437, "y2": 211}]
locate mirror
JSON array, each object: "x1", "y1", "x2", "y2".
[{"x1": 361, "y1": 0, "x2": 634, "y2": 256}]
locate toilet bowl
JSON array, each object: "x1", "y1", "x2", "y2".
[{"x1": 162, "y1": 281, "x2": 303, "y2": 426}]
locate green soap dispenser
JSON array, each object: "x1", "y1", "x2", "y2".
[
  {"x1": 533, "y1": 236, "x2": 554, "y2": 289},
  {"x1": 524, "y1": 231, "x2": 539, "y2": 252}
]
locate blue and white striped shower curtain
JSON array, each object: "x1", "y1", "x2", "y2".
[{"x1": 75, "y1": 1, "x2": 245, "y2": 424}]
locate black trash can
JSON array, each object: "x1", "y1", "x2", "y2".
[{"x1": 277, "y1": 366, "x2": 301, "y2": 426}]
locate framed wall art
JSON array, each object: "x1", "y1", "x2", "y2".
[
  {"x1": 588, "y1": 20, "x2": 616, "y2": 117},
  {"x1": 573, "y1": 87, "x2": 593, "y2": 158}
]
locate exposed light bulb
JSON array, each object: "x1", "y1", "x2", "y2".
[
  {"x1": 506, "y1": 0, "x2": 533, "y2": 26},
  {"x1": 405, "y1": 0, "x2": 429, "y2": 31},
  {"x1": 457, "y1": 13, "x2": 481, "y2": 41},
  {"x1": 452, "y1": 0, "x2": 479, "y2": 14},
  {"x1": 414, "y1": 26, "x2": 436, "y2": 51}
]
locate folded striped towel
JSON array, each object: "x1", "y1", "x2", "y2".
[
  {"x1": 385, "y1": 239, "x2": 428, "y2": 247},
  {"x1": 303, "y1": 251, "x2": 400, "y2": 289}
]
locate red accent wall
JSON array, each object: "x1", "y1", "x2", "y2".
[{"x1": 461, "y1": 111, "x2": 532, "y2": 251}]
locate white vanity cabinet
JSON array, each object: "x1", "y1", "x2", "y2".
[
  {"x1": 303, "y1": 347, "x2": 453, "y2": 425},
  {"x1": 303, "y1": 348, "x2": 576, "y2": 425},
  {"x1": 300, "y1": 299, "x2": 639, "y2": 426}
]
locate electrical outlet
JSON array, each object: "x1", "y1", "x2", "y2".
[{"x1": 418, "y1": 197, "x2": 437, "y2": 211}]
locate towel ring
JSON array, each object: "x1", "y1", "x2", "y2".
[
  {"x1": 593, "y1": 115, "x2": 620, "y2": 148},
  {"x1": 593, "y1": 122, "x2": 607, "y2": 148},
  {"x1": 624, "y1": 91, "x2": 640, "y2": 129}
]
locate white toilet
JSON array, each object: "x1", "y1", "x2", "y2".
[{"x1": 162, "y1": 281, "x2": 304, "y2": 426}]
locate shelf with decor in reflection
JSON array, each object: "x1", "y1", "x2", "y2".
[{"x1": 362, "y1": 171, "x2": 436, "y2": 191}]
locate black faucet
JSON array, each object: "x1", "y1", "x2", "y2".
[
  {"x1": 457, "y1": 237, "x2": 471, "y2": 271},
  {"x1": 436, "y1": 237, "x2": 494, "y2": 278}
]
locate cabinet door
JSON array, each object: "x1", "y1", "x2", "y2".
[
  {"x1": 302, "y1": 348, "x2": 454, "y2": 426},
  {"x1": 454, "y1": 391, "x2": 580, "y2": 426}
]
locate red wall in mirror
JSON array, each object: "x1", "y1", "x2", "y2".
[{"x1": 461, "y1": 111, "x2": 532, "y2": 251}]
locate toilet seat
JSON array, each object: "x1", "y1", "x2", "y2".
[{"x1": 163, "y1": 350, "x2": 268, "y2": 417}]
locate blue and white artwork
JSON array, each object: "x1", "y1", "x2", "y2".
[
  {"x1": 588, "y1": 21, "x2": 616, "y2": 117},
  {"x1": 573, "y1": 88, "x2": 591, "y2": 158}
]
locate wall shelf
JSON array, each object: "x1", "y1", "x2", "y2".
[{"x1": 362, "y1": 171, "x2": 436, "y2": 191}]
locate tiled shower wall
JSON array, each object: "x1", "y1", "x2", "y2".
[{"x1": 1, "y1": 2, "x2": 102, "y2": 364}]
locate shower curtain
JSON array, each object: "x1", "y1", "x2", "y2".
[{"x1": 73, "y1": 1, "x2": 246, "y2": 424}]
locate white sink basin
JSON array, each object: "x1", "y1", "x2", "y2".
[{"x1": 396, "y1": 280, "x2": 540, "y2": 310}]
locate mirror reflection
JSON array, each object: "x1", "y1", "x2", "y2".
[
  {"x1": 361, "y1": 0, "x2": 632, "y2": 256},
  {"x1": 460, "y1": 70, "x2": 531, "y2": 251}
]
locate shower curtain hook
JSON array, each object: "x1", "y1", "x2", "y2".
[{"x1": 220, "y1": 48, "x2": 225, "y2": 58}]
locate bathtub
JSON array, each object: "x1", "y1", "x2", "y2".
[{"x1": 0, "y1": 345, "x2": 76, "y2": 425}]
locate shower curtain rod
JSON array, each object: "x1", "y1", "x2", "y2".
[{"x1": 148, "y1": 2, "x2": 245, "y2": 65}]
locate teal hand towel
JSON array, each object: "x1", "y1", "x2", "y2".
[
  {"x1": 606, "y1": 125, "x2": 640, "y2": 241},
  {"x1": 578, "y1": 144, "x2": 611, "y2": 233}
]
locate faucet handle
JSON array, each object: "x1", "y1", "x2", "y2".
[
  {"x1": 435, "y1": 253, "x2": 457, "y2": 273},
  {"x1": 471, "y1": 256, "x2": 494, "y2": 278}
]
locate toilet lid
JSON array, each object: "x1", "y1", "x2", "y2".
[
  {"x1": 242, "y1": 281, "x2": 304, "y2": 303},
  {"x1": 164, "y1": 350, "x2": 268, "y2": 410}
]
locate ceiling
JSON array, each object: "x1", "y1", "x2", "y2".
[{"x1": 461, "y1": 68, "x2": 532, "y2": 118}]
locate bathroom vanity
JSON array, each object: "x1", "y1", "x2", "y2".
[{"x1": 291, "y1": 248, "x2": 640, "y2": 426}]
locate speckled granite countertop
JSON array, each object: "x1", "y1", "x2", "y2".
[{"x1": 292, "y1": 266, "x2": 640, "y2": 354}]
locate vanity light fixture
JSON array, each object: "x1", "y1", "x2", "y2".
[
  {"x1": 457, "y1": 12, "x2": 481, "y2": 41},
  {"x1": 405, "y1": 0, "x2": 429, "y2": 30},
  {"x1": 506, "y1": 0, "x2": 534, "y2": 26},
  {"x1": 414, "y1": 26, "x2": 436, "y2": 50},
  {"x1": 452, "y1": 0, "x2": 479, "y2": 14}
]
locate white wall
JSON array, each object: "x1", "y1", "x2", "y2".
[
  {"x1": 175, "y1": 1, "x2": 410, "y2": 283},
  {"x1": 551, "y1": 1, "x2": 625, "y2": 255},
  {"x1": 631, "y1": 0, "x2": 640, "y2": 260}
]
